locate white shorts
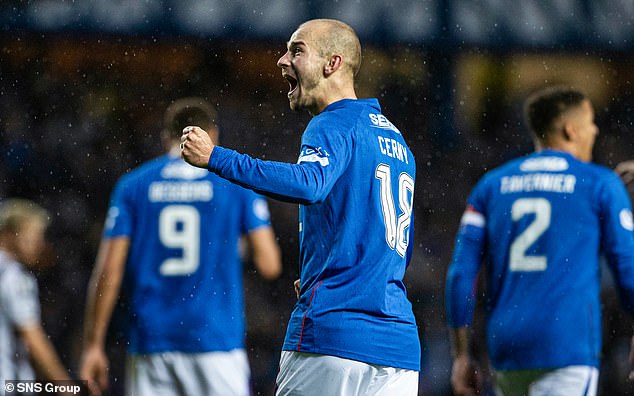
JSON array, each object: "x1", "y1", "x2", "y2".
[
  {"x1": 275, "y1": 351, "x2": 419, "y2": 396},
  {"x1": 495, "y1": 365, "x2": 598, "y2": 396},
  {"x1": 125, "y1": 349, "x2": 250, "y2": 396}
]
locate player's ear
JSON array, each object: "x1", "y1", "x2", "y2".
[
  {"x1": 324, "y1": 54, "x2": 343, "y2": 77},
  {"x1": 562, "y1": 120, "x2": 576, "y2": 142}
]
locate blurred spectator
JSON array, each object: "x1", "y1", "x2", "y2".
[{"x1": 0, "y1": 198, "x2": 73, "y2": 390}]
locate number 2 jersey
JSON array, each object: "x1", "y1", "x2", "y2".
[
  {"x1": 207, "y1": 98, "x2": 420, "y2": 371},
  {"x1": 445, "y1": 149, "x2": 634, "y2": 370},
  {"x1": 104, "y1": 155, "x2": 271, "y2": 354}
]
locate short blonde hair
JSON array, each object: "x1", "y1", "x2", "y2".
[{"x1": 0, "y1": 198, "x2": 50, "y2": 233}]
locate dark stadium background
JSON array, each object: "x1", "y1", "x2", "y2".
[{"x1": 1, "y1": 1, "x2": 633, "y2": 395}]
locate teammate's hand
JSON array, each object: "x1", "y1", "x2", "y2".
[
  {"x1": 181, "y1": 126, "x2": 215, "y2": 168},
  {"x1": 616, "y1": 160, "x2": 634, "y2": 185},
  {"x1": 79, "y1": 345, "x2": 109, "y2": 396},
  {"x1": 451, "y1": 355, "x2": 480, "y2": 396}
]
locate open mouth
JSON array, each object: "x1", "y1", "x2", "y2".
[{"x1": 284, "y1": 74, "x2": 298, "y2": 98}]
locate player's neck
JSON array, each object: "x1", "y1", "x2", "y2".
[
  {"x1": 311, "y1": 80, "x2": 357, "y2": 116},
  {"x1": 167, "y1": 143, "x2": 181, "y2": 158},
  {"x1": 538, "y1": 143, "x2": 586, "y2": 162}
]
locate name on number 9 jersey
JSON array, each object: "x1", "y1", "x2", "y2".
[
  {"x1": 283, "y1": 98, "x2": 421, "y2": 371},
  {"x1": 104, "y1": 155, "x2": 271, "y2": 354}
]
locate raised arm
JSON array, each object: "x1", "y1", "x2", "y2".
[{"x1": 181, "y1": 126, "x2": 348, "y2": 204}]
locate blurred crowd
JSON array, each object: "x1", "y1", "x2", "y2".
[{"x1": 1, "y1": 32, "x2": 633, "y2": 395}]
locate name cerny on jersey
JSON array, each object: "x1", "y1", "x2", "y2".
[{"x1": 369, "y1": 113, "x2": 408, "y2": 164}]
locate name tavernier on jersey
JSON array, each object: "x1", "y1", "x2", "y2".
[{"x1": 448, "y1": 150, "x2": 634, "y2": 371}]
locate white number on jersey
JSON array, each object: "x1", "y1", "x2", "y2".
[
  {"x1": 509, "y1": 198, "x2": 551, "y2": 272},
  {"x1": 375, "y1": 163, "x2": 414, "y2": 258},
  {"x1": 158, "y1": 205, "x2": 200, "y2": 276}
]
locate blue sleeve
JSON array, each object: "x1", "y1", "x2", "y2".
[
  {"x1": 208, "y1": 126, "x2": 351, "y2": 205},
  {"x1": 599, "y1": 172, "x2": 634, "y2": 314},
  {"x1": 445, "y1": 182, "x2": 488, "y2": 328},
  {"x1": 103, "y1": 176, "x2": 134, "y2": 238},
  {"x1": 241, "y1": 190, "x2": 273, "y2": 234}
]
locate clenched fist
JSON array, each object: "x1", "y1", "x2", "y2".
[{"x1": 180, "y1": 126, "x2": 215, "y2": 168}]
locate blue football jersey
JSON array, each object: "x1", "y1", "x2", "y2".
[
  {"x1": 104, "y1": 154, "x2": 271, "y2": 354},
  {"x1": 445, "y1": 150, "x2": 634, "y2": 370},
  {"x1": 208, "y1": 98, "x2": 420, "y2": 370}
]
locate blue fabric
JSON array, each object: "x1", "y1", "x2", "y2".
[
  {"x1": 446, "y1": 150, "x2": 634, "y2": 370},
  {"x1": 105, "y1": 155, "x2": 271, "y2": 353},
  {"x1": 208, "y1": 98, "x2": 420, "y2": 370}
]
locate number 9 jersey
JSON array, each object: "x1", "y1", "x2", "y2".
[
  {"x1": 103, "y1": 156, "x2": 272, "y2": 354},
  {"x1": 445, "y1": 150, "x2": 634, "y2": 370}
]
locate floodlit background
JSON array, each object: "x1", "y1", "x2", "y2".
[{"x1": 1, "y1": 1, "x2": 633, "y2": 395}]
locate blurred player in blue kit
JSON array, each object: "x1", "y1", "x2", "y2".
[
  {"x1": 0, "y1": 199, "x2": 74, "y2": 394},
  {"x1": 79, "y1": 98, "x2": 282, "y2": 396},
  {"x1": 445, "y1": 86, "x2": 634, "y2": 396},
  {"x1": 181, "y1": 19, "x2": 420, "y2": 396}
]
